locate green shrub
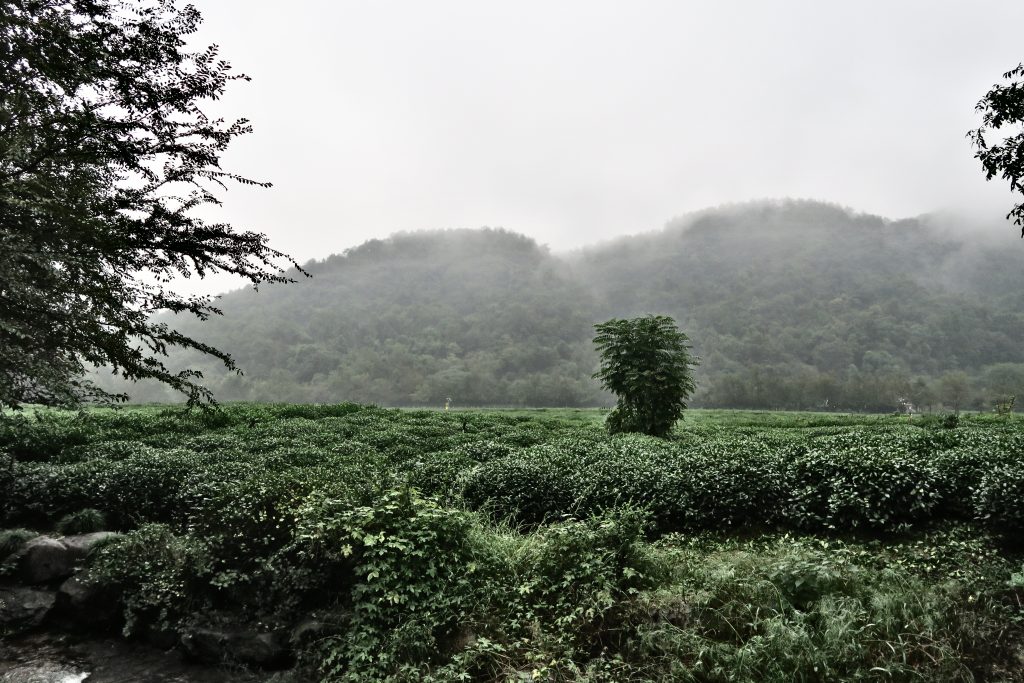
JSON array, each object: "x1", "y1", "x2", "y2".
[
  {"x1": 0, "y1": 528, "x2": 38, "y2": 559},
  {"x1": 56, "y1": 508, "x2": 108, "y2": 535},
  {"x1": 88, "y1": 523, "x2": 211, "y2": 636},
  {"x1": 974, "y1": 461, "x2": 1024, "y2": 532},
  {"x1": 513, "y1": 509, "x2": 655, "y2": 656},
  {"x1": 785, "y1": 447, "x2": 943, "y2": 530},
  {"x1": 184, "y1": 469, "x2": 352, "y2": 616},
  {"x1": 293, "y1": 488, "x2": 482, "y2": 681},
  {"x1": 593, "y1": 315, "x2": 698, "y2": 438}
]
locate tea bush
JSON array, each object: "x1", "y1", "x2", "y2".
[
  {"x1": 6, "y1": 449, "x2": 230, "y2": 527},
  {"x1": 784, "y1": 446, "x2": 944, "y2": 530},
  {"x1": 975, "y1": 460, "x2": 1024, "y2": 532},
  {"x1": 5, "y1": 406, "x2": 1024, "y2": 679},
  {"x1": 465, "y1": 422, "x2": 1024, "y2": 534}
]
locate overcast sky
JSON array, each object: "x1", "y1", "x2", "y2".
[{"x1": 183, "y1": 0, "x2": 1024, "y2": 294}]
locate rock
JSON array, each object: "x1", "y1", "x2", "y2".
[
  {"x1": 14, "y1": 538, "x2": 75, "y2": 584},
  {"x1": 59, "y1": 532, "x2": 119, "y2": 561},
  {"x1": 9, "y1": 533, "x2": 118, "y2": 586},
  {"x1": 181, "y1": 626, "x2": 292, "y2": 669},
  {"x1": 0, "y1": 586, "x2": 56, "y2": 633},
  {"x1": 55, "y1": 571, "x2": 121, "y2": 627},
  {"x1": 289, "y1": 619, "x2": 330, "y2": 648}
]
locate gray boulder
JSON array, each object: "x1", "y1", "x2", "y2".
[
  {"x1": 11, "y1": 533, "x2": 119, "y2": 585},
  {"x1": 13, "y1": 537, "x2": 75, "y2": 584},
  {"x1": 60, "y1": 531, "x2": 118, "y2": 561},
  {"x1": 180, "y1": 626, "x2": 292, "y2": 669},
  {"x1": 0, "y1": 586, "x2": 56, "y2": 633},
  {"x1": 55, "y1": 570, "x2": 121, "y2": 626}
]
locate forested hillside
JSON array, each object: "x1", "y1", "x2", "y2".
[
  {"x1": 101, "y1": 200, "x2": 1024, "y2": 410},
  {"x1": 572, "y1": 201, "x2": 1024, "y2": 410},
  {"x1": 105, "y1": 230, "x2": 603, "y2": 406}
]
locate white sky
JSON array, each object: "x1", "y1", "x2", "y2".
[{"x1": 181, "y1": 0, "x2": 1024, "y2": 295}]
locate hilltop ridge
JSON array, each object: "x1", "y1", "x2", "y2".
[{"x1": 97, "y1": 200, "x2": 1024, "y2": 410}]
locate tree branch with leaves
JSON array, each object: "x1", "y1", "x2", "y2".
[
  {"x1": 0, "y1": 0, "x2": 307, "y2": 409},
  {"x1": 969, "y1": 62, "x2": 1024, "y2": 234}
]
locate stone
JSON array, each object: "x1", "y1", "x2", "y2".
[
  {"x1": 59, "y1": 532, "x2": 119, "y2": 562},
  {"x1": 13, "y1": 537, "x2": 75, "y2": 585},
  {"x1": 289, "y1": 619, "x2": 330, "y2": 648},
  {"x1": 55, "y1": 571, "x2": 121, "y2": 627},
  {"x1": 0, "y1": 586, "x2": 56, "y2": 633},
  {"x1": 9, "y1": 533, "x2": 118, "y2": 586},
  {"x1": 180, "y1": 626, "x2": 292, "y2": 669}
]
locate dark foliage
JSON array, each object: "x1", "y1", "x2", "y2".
[{"x1": 0, "y1": 0, "x2": 302, "y2": 409}]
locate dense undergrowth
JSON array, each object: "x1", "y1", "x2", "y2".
[{"x1": 2, "y1": 404, "x2": 1024, "y2": 681}]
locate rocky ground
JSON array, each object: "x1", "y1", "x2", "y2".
[
  {"x1": 0, "y1": 632, "x2": 273, "y2": 682},
  {"x1": 1, "y1": 533, "x2": 284, "y2": 683}
]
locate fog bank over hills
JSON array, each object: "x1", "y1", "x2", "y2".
[{"x1": 97, "y1": 200, "x2": 1024, "y2": 411}]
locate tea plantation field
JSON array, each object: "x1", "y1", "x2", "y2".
[{"x1": 3, "y1": 405, "x2": 1024, "y2": 681}]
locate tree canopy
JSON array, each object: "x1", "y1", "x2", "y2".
[
  {"x1": 0, "y1": 0, "x2": 301, "y2": 409},
  {"x1": 593, "y1": 315, "x2": 697, "y2": 437},
  {"x1": 969, "y1": 62, "x2": 1024, "y2": 234}
]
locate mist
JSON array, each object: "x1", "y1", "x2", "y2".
[
  {"x1": 91, "y1": 199, "x2": 1024, "y2": 412},
  {"x1": 167, "y1": 0, "x2": 1024, "y2": 297}
]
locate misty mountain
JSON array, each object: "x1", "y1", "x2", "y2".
[
  {"x1": 107, "y1": 229, "x2": 603, "y2": 406},
  {"x1": 101, "y1": 200, "x2": 1024, "y2": 410}
]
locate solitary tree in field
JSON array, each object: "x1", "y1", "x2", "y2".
[
  {"x1": 0, "y1": 0, "x2": 304, "y2": 410},
  {"x1": 969, "y1": 62, "x2": 1024, "y2": 234},
  {"x1": 593, "y1": 315, "x2": 698, "y2": 437}
]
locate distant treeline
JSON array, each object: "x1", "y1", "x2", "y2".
[{"x1": 95, "y1": 200, "x2": 1024, "y2": 412}]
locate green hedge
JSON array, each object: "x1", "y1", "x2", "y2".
[{"x1": 463, "y1": 429, "x2": 1024, "y2": 533}]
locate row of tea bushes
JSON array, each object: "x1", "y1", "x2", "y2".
[
  {"x1": 5, "y1": 406, "x2": 1024, "y2": 537},
  {"x1": 4, "y1": 448, "x2": 393, "y2": 530},
  {"x1": 462, "y1": 429, "x2": 1024, "y2": 533},
  {"x1": 0, "y1": 405, "x2": 580, "y2": 529}
]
